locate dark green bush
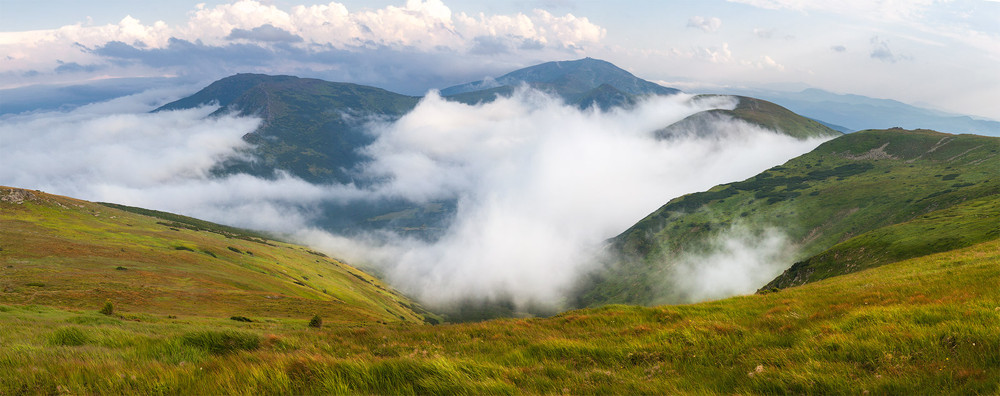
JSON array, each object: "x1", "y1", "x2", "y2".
[
  {"x1": 99, "y1": 300, "x2": 114, "y2": 315},
  {"x1": 309, "y1": 315, "x2": 323, "y2": 328}
]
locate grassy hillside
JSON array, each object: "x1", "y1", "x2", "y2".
[
  {"x1": 2, "y1": 234, "x2": 996, "y2": 393},
  {"x1": 0, "y1": 187, "x2": 435, "y2": 324},
  {"x1": 764, "y1": 195, "x2": 1000, "y2": 290},
  {"x1": 657, "y1": 95, "x2": 842, "y2": 139},
  {"x1": 576, "y1": 129, "x2": 999, "y2": 306}
]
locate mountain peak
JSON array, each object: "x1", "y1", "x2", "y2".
[
  {"x1": 154, "y1": 74, "x2": 301, "y2": 112},
  {"x1": 439, "y1": 58, "x2": 679, "y2": 99}
]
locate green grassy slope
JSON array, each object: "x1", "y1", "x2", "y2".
[
  {"x1": 576, "y1": 129, "x2": 999, "y2": 306},
  {"x1": 764, "y1": 195, "x2": 1000, "y2": 290},
  {"x1": 657, "y1": 95, "x2": 842, "y2": 139},
  {"x1": 0, "y1": 186, "x2": 435, "y2": 324},
  {"x1": 2, "y1": 236, "x2": 997, "y2": 394}
]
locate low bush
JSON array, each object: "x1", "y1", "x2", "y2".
[
  {"x1": 309, "y1": 315, "x2": 323, "y2": 328},
  {"x1": 100, "y1": 300, "x2": 114, "y2": 316}
]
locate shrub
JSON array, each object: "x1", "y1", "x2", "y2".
[
  {"x1": 181, "y1": 330, "x2": 261, "y2": 355},
  {"x1": 99, "y1": 300, "x2": 114, "y2": 316},
  {"x1": 309, "y1": 315, "x2": 323, "y2": 328}
]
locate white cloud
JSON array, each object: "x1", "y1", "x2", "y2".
[
  {"x1": 698, "y1": 43, "x2": 734, "y2": 63},
  {"x1": 687, "y1": 16, "x2": 722, "y2": 33},
  {"x1": 0, "y1": 1, "x2": 606, "y2": 90},
  {"x1": 310, "y1": 90, "x2": 828, "y2": 310},
  {"x1": 741, "y1": 54, "x2": 786, "y2": 70},
  {"x1": 669, "y1": 225, "x2": 794, "y2": 303}
]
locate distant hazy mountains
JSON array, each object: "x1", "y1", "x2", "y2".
[{"x1": 713, "y1": 87, "x2": 1000, "y2": 136}]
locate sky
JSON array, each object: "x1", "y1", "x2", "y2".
[{"x1": 1, "y1": 0, "x2": 999, "y2": 119}]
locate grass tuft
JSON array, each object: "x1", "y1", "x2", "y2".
[
  {"x1": 49, "y1": 327, "x2": 89, "y2": 346},
  {"x1": 181, "y1": 330, "x2": 261, "y2": 355}
]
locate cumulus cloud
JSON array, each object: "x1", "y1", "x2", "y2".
[
  {"x1": 687, "y1": 16, "x2": 722, "y2": 33},
  {"x1": 1, "y1": 87, "x2": 830, "y2": 314},
  {"x1": 226, "y1": 24, "x2": 304, "y2": 43},
  {"x1": 0, "y1": 0, "x2": 606, "y2": 90},
  {"x1": 741, "y1": 55, "x2": 785, "y2": 71},
  {"x1": 753, "y1": 28, "x2": 775, "y2": 39}
]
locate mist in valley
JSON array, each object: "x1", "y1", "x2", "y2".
[{"x1": 1, "y1": 87, "x2": 833, "y2": 314}]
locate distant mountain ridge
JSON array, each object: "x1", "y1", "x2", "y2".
[
  {"x1": 440, "y1": 57, "x2": 680, "y2": 110},
  {"x1": 713, "y1": 87, "x2": 1000, "y2": 136}
]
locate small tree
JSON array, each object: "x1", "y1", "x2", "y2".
[
  {"x1": 308, "y1": 314, "x2": 322, "y2": 328},
  {"x1": 99, "y1": 300, "x2": 114, "y2": 316}
]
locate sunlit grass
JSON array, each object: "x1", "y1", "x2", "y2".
[{"x1": 2, "y1": 239, "x2": 997, "y2": 394}]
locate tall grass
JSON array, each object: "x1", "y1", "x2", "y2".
[{"x1": 2, "y1": 239, "x2": 998, "y2": 394}]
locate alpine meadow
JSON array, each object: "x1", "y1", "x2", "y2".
[{"x1": 1, "y1": 1, "x2": 998, "y2": 394}]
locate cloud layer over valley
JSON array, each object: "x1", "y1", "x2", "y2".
[{"x1": 1, "y1": 88, "x2": 831, "y2": 312}]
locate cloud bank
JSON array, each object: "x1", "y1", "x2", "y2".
[
  {"x1": 0, "y1": 0, "x2": 604, "y2": 93},
  {"x1": 302, "y1": 90, "x2": 829, "y2": 311},
  {"x1": 1, "y1": 87, "x2": 830, "y2": 313}
]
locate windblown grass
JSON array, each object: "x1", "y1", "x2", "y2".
[
  {"x1": 2, "y1": 239, "x2": 997, "y2": 394},
  {"x1": 0, "y1": 186, "x2": 434, "y2": 324}
]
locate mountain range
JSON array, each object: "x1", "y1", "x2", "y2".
[{"x1": 153, "y1": 58, "x2": 840, "y2": 238}]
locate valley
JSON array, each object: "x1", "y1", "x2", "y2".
[
  {"x1": 3, "y1": 190, "x2": 997, "y2": 392},
  {"x1": 2, "y1": 56, "x2": 998, "y2": 394}
]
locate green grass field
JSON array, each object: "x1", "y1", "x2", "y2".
[
  {"x1": 0, "y1": 186, "x2": 434, "y2": 325},
  {"x1": 2, "y1": 240, "x2": 997, "y2": 394},
  {"x1": 2, "y1": 186, "x2": 998, "y2": 394}
]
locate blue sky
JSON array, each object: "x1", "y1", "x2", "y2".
[{"x1": 1, "y1": 0, "x2": 998, "y2": 118}]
